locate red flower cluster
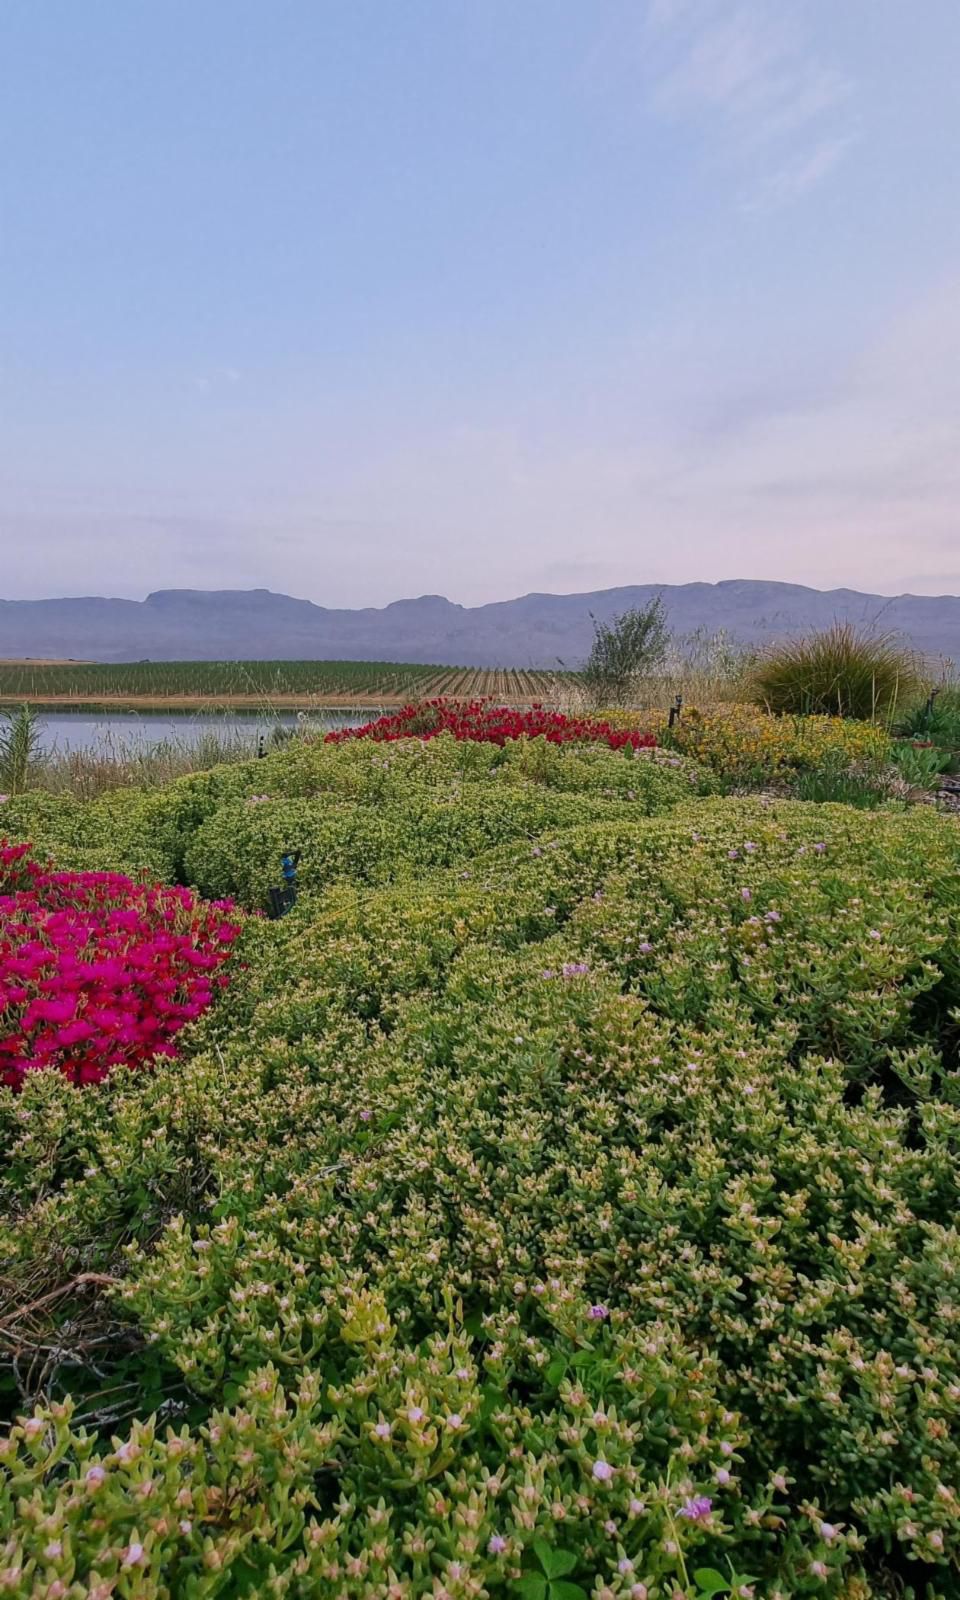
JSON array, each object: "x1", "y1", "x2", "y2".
[
  {"x1": 0, "y1": 840, "x2": 240, "y2": 1090},
  {"x1": 325, "y1": 699, "x2": 657, "y2": 751}
]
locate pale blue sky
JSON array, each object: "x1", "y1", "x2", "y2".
[{"x1": 2, "y1": 1, "x2": 959, "y2": 605}]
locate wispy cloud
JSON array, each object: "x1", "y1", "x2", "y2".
[
  {"x1": 643, "y1": 0, "x2": 858, "y2": 207},
  {"x1": 191, "y1": 366, "x2": 241, "y2": 394},
  {"x1": 742, "y1": 132, "x2": 859, "y2": 213}
]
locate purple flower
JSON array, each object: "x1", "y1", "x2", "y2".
[
  {"x1": 592, "y1": 1459, "x2": 615, "y2": 1481},
  {"x1": 728, "y1": 849, "x2": 740, "y2": 860},
  {"x1": 740, "y1": 887, "x2": 752, "y2": 903},
  {"x1": 562, "y1": 961, "x2": 590, "y2": 978},
  {"x1": 541, "y1": 968, "x2": 557, "y2": 980},
  {"x1": 678, "y1": 1495, "x2": 712, "y2": 1521},
  {"x1": 588, "y1": 1304, "x2": 609, "y2": 1320},
  {"x1": 531, "y1": 846, "x2": 543, "y2": 858},
  {"x1": 744, "y1": 841, "x2": 758, "y2": 852},
  {"x1": 764, "y1": 909, "x2": 781, "y2": 923},
  {"x1": 488, "y1": 1534, "x2": 507, "y2": 1555},
  {"x1": 813, "y1": 842, "x2": 827, "y2": 854},
  {"x1": 638, "y1": 941, "x2": 654, "y2": 954},
  {"x1": 359, "y1": 1109, "x2": 372, "y2": 1121}
]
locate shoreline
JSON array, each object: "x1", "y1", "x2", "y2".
[{"x1": 0, "y1": 691, "x2": 543, "y2": 713}]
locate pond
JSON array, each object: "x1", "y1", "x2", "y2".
[{"x1": 31, "y1": 708, "x2": 371, "y2": 756}]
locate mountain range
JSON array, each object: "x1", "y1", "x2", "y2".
[{"x1": 1, "y1": 581, "x2": 958, "y2": 666}]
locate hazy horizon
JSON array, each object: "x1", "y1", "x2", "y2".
[
  {"x1": 3, "y1": 1, "x2": 959, "y2": 606},
  {"x1": 5, "y1": 575, "x2": 960, "y2": 609}
]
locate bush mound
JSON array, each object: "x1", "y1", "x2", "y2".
[
  {"x1": 0, "y1": 841, "x2": 239, "y2": 1089},
  {"x1": 665, "y1": 704, "x2": 892, "y2": 788},
  {"x1": 1, "y1": 734, "x2": 959, "y2": 1596},
  {"x1": 1, "y1": 735, "x2": 701, "y2": 909},
  {"x1": 750, "y1": 624, "x2": 920, "y2": 721}
]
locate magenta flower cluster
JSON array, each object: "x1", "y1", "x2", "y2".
[{"x1": 0, "y1": 840, "x2": 240, "y2": 1090}]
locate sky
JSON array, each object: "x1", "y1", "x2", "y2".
[{"x1": 2, "y1": 0, "x2": 960, "y2": 607}]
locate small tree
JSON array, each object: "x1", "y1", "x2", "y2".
[{"x1": 580, "y1": 597, "x2": 670, "y2": 706}]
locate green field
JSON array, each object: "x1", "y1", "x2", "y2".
[{"x1": 0, "y1": 658, "x2": 564, "y2": 705}]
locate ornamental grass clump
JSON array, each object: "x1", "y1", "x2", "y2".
[{"x1": 749, "y1": 622, "x2": 921, "y2": 721}]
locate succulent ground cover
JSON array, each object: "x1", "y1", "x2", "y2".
[
  {"x1": 0, "y1": 724, "x2": 959, "y2": 1598},
  {"x1": 324, "y1": 700, "x2": 659, "y2": 750},
  {"x1": 0, "y1": 844, "x2": 239, "y2": 1090}
]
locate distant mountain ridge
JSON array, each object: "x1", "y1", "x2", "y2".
[{"x1": 1, "y1": 580, "x2": 958, "y2": 666}]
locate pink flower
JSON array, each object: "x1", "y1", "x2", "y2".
[
  {"x1": 0, "y1": 840, "x2": 239, "y2": 1093},
  {"x1": 592, "y1": 1459, "x2": 614, "y2": 1481}
]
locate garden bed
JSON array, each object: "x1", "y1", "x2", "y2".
[{"x1": 1, "y1": 720, "x2": 959, "y2": 1598}]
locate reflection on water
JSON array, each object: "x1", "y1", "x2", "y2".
[{"x1": 34, "y1": 709, "x2": 370, "y2": 755}]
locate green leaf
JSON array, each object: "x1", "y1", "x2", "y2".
[
  {"x1": 693, "y1": 1571, "x2": 729, "y2": 1596},
  {"x1": 549, "y1": 1583, "x2": 588, "y2": 1600},
  {"x1": 532, "y1": 1539, "x2": 553, "y2": 1576},
  {"x1": 544, "y1": 1549, "x2": 578, "y2": 1579},
  {"x1": 511, "y1": 1579, "x2": 548, "y2": 1600}
]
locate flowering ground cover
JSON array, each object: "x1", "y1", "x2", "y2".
[
  {"x1": 1, "y1": 731, "x2": 959, "y2": 1598},
  {"x1": 0, "y1": 842, "x2": 239, "y2": 1089},
  {"x1": 658, "y1": 705, "x2": 892, "y2": 789},
  {"x1": 325, "y1": 698, "x2": 659, "y2": 750}
]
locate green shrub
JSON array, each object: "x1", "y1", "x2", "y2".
[
  {"x1": 898, "y1": 685, "x2": 960, "y2": 752},
  {"x1": 890, "y1": 740, "x2": 952, "y2": 789},
  {"x1": 182, "y1": 785, "x2": 671, "y2": 907},
  {"x1": 750, "y1": 623, "x2": 921, "y2": 720}
]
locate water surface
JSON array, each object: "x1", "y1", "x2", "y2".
[{"x1": 34, "y1": 708, "x2": 369, "y2": 756}]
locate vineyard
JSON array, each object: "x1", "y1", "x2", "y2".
[{"x1": 0, "y1": 658, "x2": 566, "y2": 707}]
